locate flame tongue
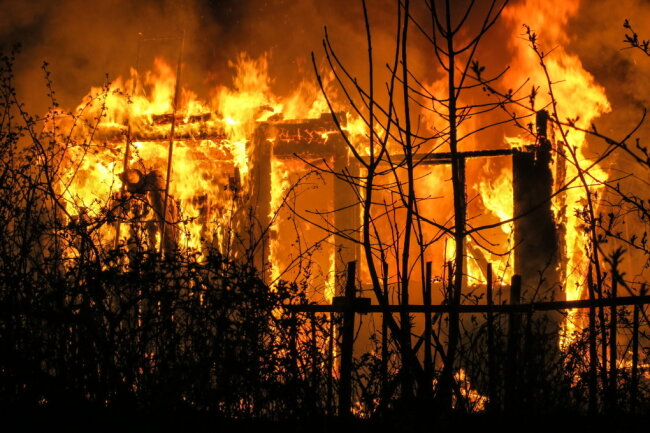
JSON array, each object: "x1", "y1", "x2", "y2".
[
  {"x1": 54, "y1": 0, "x2": 612, "y2": 327},
  {"x1": 502, "y1": 0, "x2": 611, "y2": 341},
  {"x1": 55, "y1": 53, "x2": 333, "y2": 261}
]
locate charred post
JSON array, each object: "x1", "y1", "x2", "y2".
[
  {"x1": 608, "y1": 272, "x2": 618, "y2": 412},
  {"x1": 631, "y1": 302, "x2": 640, "y2": 414},
  {"x1": 327, "y1": 311, "x2": 335, "y2": 416},
  {"x1": 381, "y1": 261, "x2": 390, "y2": 410},
  {"x1": 338, "y1": 261, "x2": 357, "y2": 417},
  {"x1": 505, "y1": 274, "x2": 522, "y2": 413},
  {"x1": 513, "y1": 110, "x2": 562, "y2": 330},
  {"x1": 486, "y1": 263, "x2": 498, "y2": 412},
  {"x1": 250, "y1": 123, "x2": 273, "y2": 279},
  {"x1": 587, "y1": 265, "x2": 598, "y2": 414},
  {"x1": 513, "y1": 110, "x2": 560, "y2": 300},
  {"x1": 422, "y1": 261, "x2": 433, "y2": 400},
  {"x1": 332, "y1": 123, "x2": 360, "y2": 294}
]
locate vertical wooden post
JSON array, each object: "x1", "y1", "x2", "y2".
[
  {"x1": 437, "y1": 260, "x2": 456, "y2": 410},
  {"x1": 332, "y1": 128, "x2": 360, "y2": 292},
  {"x1": 609, "y1": 273, "x2": 618, "y2": 411},
  {"x1": 423, "y1": 261, "x2": 433, "y2": 399},
  {"x1": 160, "y1": 34, "x2": 184, "y2": 255},
  {"x1": 327, "y1": 311, "x2": 334, "y2": 416},
  {"x1": 250, "y1": 124, "x2": 273, "y2": 281},
  {"x1": 598, "y1": 286, "x2": 609, "y2": 398},
  {"x1": 512, "y1": 110, "x2": 562, "y2": 405},
  {"x1": 458, "y1": 156, "x2": 467, "y2": 292},
  {"x1": 289, "y1": 310, "x2": 298, "y2": 380},
  {"x1": 505, "y1": 274, "x2": 521, "y2": 412},
  {"x1": 486, "y1": 263, "x2": 497, "y2": 412},
  {"x1": 338, "y1": 261, "x2": 357, "y2": 417},
  {"x1": 380, "y1": 261, "x2": 389, "y2": 408},
  {"x1": 587, "y1": 265, "x2": 598, "y2": 414},
  {"x1": 309, "y1": 312, "x2": 318, "y2": 390},
  {"x1": 512, "y1": 110, "x2": 561, "y2": 310},
  {"x1": 631, "y1": 302, "x2": 640, "y2": 414}
]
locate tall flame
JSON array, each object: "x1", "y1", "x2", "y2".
[
  {"x1": 503, "y1": 0, "x2": 611, "y2": 339},
  {"x1": 53, "y1": 52, "x2": 335, "y2": 269}
]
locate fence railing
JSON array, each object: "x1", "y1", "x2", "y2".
[{"x1": 285, "y1": 261, "x2": 650, "y2": 416}]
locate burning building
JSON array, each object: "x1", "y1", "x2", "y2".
[
  {"x1": 21, "y1": 0, "x2": 646, "y2": 347},
  {"x1": 2, "y1": 0, "x2": 649, "y2": 417}
]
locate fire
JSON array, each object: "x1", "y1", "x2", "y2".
[
  {"x1": 478, "y1": 163, "x2": 514, "y2": 284},
  {"x1": 50, "y1": 50, "x2": 348, "y2": 302},
  {"x1": 47, "y1": 0, "x2": 613, "y2": 351},
  {"x1": 503, "y1": 0, "x2": 611, "y2": 339},
  {"x1": 269, "y1": 157, "x2": 293, "y2": 283}
]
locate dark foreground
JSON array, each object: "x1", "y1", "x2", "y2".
[{"x1": 6, "y1": 408, "x2": 650, "y2": 433}]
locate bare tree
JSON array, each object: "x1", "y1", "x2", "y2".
[{"x1": 313, "y1": 0, "x2": 516, "y2": 412}]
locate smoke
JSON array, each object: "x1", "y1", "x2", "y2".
[
  {"x1": 0, "y1": 0, "x2": 433, "y2": 117},
  {"x1": 222, "y1": 0, "x2": 425, "y2": 110},
  {"x1": 1, "y1": 0, "x2": 220, "y2": 114},
  {"x1": 2, "y1": 0, "x2": 647, "y2": 143},
  {"x1": 568, "y1": 0, "x2": 650, "y2": 144}
]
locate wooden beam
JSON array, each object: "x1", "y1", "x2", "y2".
[
  {"x1": 285, "y1": 295, "x2": 650, "y2": 314},
  {"x1": 338, "y1": 261, "x2": 357, "y2": 418},
  {"x1": 333, "y1": 134, "x2": 360, "y2": 293},
  {"x1": 505, "y1": 275, "x2": 522, "y2": 413},
  {"x1": 513, "y1": 111, "x2": 560, "y2": 305},
  {"x1": 250, "y1": 123, "x2": 273, "y2": 280}
]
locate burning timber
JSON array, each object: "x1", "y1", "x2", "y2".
[
  {"x1": 94, "y1": 111, "x2": 360, "y2": 287},
  {"x1": 83, "y1": 104, "x2": 564, "y2": 298},
  {"x1": 513, "y1": 110, "x2": 561, "y2": 307}
]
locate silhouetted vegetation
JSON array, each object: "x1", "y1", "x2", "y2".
[{"x1": 0, "y1": 47, "x2": 336, "y2": 422}]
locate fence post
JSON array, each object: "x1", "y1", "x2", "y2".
[
  {"x1": 289, "y1": 309, "x2": 298, "y2": 380},
  {"x1": 486, "y1": 263, "x2": 497, "y2": 412},
  {"x1": 381, "y1": 261, "x2": 389, "y2": 410},
  {"x1": 631, "y1": 302, "x2": 640, "y2": 414},
  {"x1": 505, "y1": 274, "x2": 521, "y2": 412},
  {"x1": 327, "y1": 310, "x2": 335, "y2": 416},
  {"x1": 423, "y1": 261, "x2": 433, "y2": 399},
  {"x1": 609, "y1": 273, "x2": 618, "y2": 412},
  {"x1": 587, "y1": 265, "x2": 598, "y2": 414},
  {"x1": 309, "y1": 312, "x2": 318, "y2": 392},
  {"x1": 338, "y1": 261, "x2": 357, "y2": 417}
]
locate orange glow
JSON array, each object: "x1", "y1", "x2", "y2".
[
  {"x1": 52, "y1": 54, "x2": 340, "y2": 265},
  {"x1": 503, "y1": 0, "x2": 611, "y2": 343},
  {"x1": 51, "y1": 0, "x2": 612, "y2": 353}
]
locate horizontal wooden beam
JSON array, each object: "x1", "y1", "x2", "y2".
[
  {"x1": 360, "y1": 148, "x2": 515, "y2": 166},
  {"x1": 285, "y1": 295, "x2": 650, "y2": 314}
]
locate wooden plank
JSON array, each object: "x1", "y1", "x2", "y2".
[
  {"x1": 358, "y1": 148, "x2": 513, "y2": 166},
  {"x1": 151, "y1": 112, "x2": 212, "y2": 125},
  {"x1": 380, "y1": 261, "x2": 389, "y2": 410},
  {"x1": 285, "y1": 295, "x2": 650, "y2": 314},
  {"x1": 327, "y1": 311, "x2": 335, "y2": 416},
  {"x1": 505, "y1": 274, "x2": 522, "y2": 412},
  {"x1": 486, "y1": 263, "x2": 497, "y2": 413},
  {"x1": 587, "y1": 265, "x2": 598, "y2": 414},
  {"x1": 423, "y1": 261, "x2": 433, "y2": 399},
  {"x1": 338, "y1": 261, "x2": 357, "y2": 417},
  {"x1": 250, "y1": 124, "x2": 273, "y2": 280},
  {"x1": 631, "y1": 303, "x2": 640, "y2": 414},
  {"x1": 513, "y1": 111, "x2": 560, "y2": 306},
  {"x1": 608, "y1": 274, "x2": 618, "y2": 411},
  {"x1": 333, "y1": 134, "x2": 360, "y2": 292}
]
